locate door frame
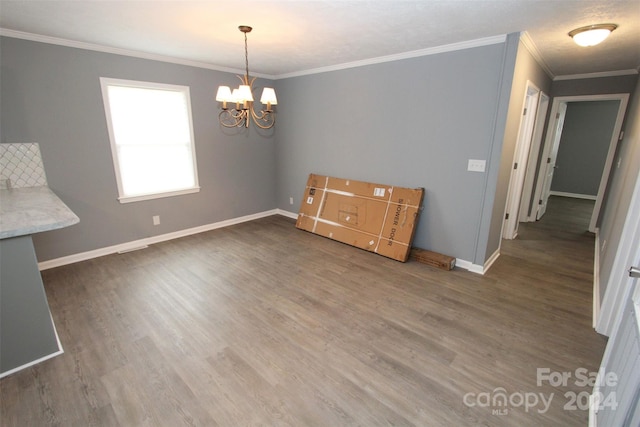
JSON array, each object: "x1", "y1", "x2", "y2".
[
  {"x1": 531, "y1": 94, "x2": 629, "y2": 231},
  {"x1": 588, "y1": 95, "x2": 629, "y2": 232},
  {"x1": 596, "y1": 160, "x2": 640, "y2": 335},
  {"x1": 535, "y1": 101, "x2": 566, "y2": 220},
  {"x1": 520, "y1": 92, "x2": 549, "y2": 222},
  {"x1": 502, "y1": 81, "x2": 541, "y2": 239}
]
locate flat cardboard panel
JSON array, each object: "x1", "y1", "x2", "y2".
[
  {"x1": 296, "y1": 173, "x2": 424, "y2": 262},
  {"x1": 314, "y1": 221, "x2": 379, "y2": 252},
  {"x1": 298, "y1": 187, "x2": 325, "y2": 220},
  {"x1": 376, "y1": 237, "x2": 416, "y2": 261},
  {"x1": 321, "y1": 192, "x2": 387, "y2": 235},
  {"x1": 380, "y1": 204, "x2": 421, "y2": 244},
  {"x1": 389, "y1": 187, "x2": 424, "y2": 206},
  {"x1": 326, "y1": 176, "x2": 392, "y2": 200}
]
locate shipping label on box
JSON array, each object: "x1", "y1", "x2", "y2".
[{"x1": 295, "y1": 173, "x2": 424, "y2": 262}]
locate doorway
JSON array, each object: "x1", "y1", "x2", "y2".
[
  {"x1": 502, "y1": 81, "x2": 542, "y2": 240},
  {"x1": 519, "y1": 92, "x2": 550, "y2": 222},
  {"x1": 531, "y1": 94, "x2": 629, "y2": 232}
]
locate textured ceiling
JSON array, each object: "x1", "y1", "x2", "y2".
[{"x1": 0, "y1": 0, "x2": 639, "y2": 79}]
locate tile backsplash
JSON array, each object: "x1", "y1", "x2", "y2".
[{"x1": 0, "y1": 143, "x2": 49, "y2": 189}]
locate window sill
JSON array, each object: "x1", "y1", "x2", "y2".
[{"x1": 117, "y1": 187, "x2": 200, "y2": 204}]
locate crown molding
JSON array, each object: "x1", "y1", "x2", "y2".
[
  {"x1": 518, "y1": 31, "x2": 554, "y2": 79},
  {"x1": 1, "y1": 28, "x2": 509, "y2": 81},
  {"x1": 553, "y1": 68, "x2": 639, "y2": 81},
  {"x1": 273, "y1": 34, "x2": 507, "y2": 80},
  {"x1": 0, "y1": 28, "x2": 275, "y2": 79},
  {"x1": 3, "y1": 28, "x2": 637, "y2": 83}
]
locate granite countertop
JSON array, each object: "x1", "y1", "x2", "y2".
[{"x1": 0, "y1": 186, "x2": 79, "y2": 239}]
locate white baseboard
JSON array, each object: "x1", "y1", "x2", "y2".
[
  {"x1": 283, "y1": 207, "x2": 492, "y2": 275},
  {"x1": 589, "y1": 392, "x2": 598, "y2": 427},
  {"x1": 38, "y1": 207, "x2": 488, "y2": 276},
  {"x1": 456, "y1": 249, "x2": 499, "y2": 275},
  {"x1": 550, "y1": 191, "x2": 597, "y2": 200},
  {"x1": 483, "y1": 248, "x2": 501, "y2": 273},
  {"x1": 0, "y1": 348, "x2": 64, "y2": 379},
  {"x1": 277, "y1": 208, "x2": 488, "y2": 274},
  {"x1": 593, "y1": 228, "x2": 601, "y2": 329},
  {"x1": 276, "y1": 208, "x2": 298, "y2": 219},
  {"x1": 0, "y1": 310, "x2": 64, "y2": 379},
  {"x1": 455, "y1": 259, "x2": 482, "y2": 274},
  {"x1": 38, "y1": 209, "x2": 279, "y2": 270}
]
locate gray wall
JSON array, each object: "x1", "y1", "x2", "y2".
[
  {"x1": 1, "y1": 37, "x2": 277, "y2": 261},
  {"x1": 275, "y1": 40, "x2": 510, "y2": 264},
  {"x1": 482, "y1": 36, "x2": 552, "y2": 263},
  {"x1": 1, "y1": 33, "x2": 552, "y2": 269},
  {"x1": 551, "y1": 101, "x2": 620, "y2": 196},
  {"x1": 598, "y1": 74, "x2": 640, "y2": 302}
]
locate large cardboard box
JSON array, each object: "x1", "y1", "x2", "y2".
[{"x1": 296, "y1": 173, "x2": 424, "y2": 262}]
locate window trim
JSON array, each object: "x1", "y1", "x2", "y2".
[{"x1": 100, "y1": 77, "x2": 200, "y2": 204}]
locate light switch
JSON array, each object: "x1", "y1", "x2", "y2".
[{"x1": 468, "y1": 159, "x2": 486, "y2": 172}]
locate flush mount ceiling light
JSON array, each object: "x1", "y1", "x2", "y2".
[
  {"x1": 215, "y1": 26, "x2": 277, "y2": 129},
  {"x1": 568, "y1": 24, "x2": 618, "y2": 47}
]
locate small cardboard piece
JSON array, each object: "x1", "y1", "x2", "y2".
[
  {"x1": 296, "y1": 173, "x2": 424, "y2": 262},
  {"x1": 410, "y1": 248, "x2": 456, "y2": 270}
]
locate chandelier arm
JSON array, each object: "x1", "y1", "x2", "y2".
[
  {"x1": 219, "y1": 109, "x2": 248, "y2": 128},
  {"x1": 252, "y1": 117, "x2": 275, "y2": 130},
  {"x1": 250, "y1": 107, "x2": 275, "y2": 129},
  {"x1": 235, "y1": 74, "x2": 257, "y2": 86}
]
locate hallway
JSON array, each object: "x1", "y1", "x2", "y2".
[{"x1": 499, "y1": 195, "x2": 597, "y2": 279}]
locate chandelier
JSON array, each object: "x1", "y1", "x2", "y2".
[{"x1": 215, "y1": 26, "x2": 277, "y2": 129}]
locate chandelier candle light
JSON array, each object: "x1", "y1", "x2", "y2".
[{"x1": 216, "y1": 26, "x2": 277, "y2": 129}]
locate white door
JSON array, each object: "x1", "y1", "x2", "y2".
[
  {"x1": 519, "y1": 92, "x2": 549, "y2": 222},
  {"x1": 597, "y1": 163, "x2": 640, "y2": 335},
  {"x1": 591, "y1": 232, "x2": 640, "y2": 426},
  {"x1": 591, "y1": 153, "x2": 640, "y2": 426},
  {"x1": 502, "y1": 83, "x2": 540, "y2": 239},
  {"x1": 591, "y1": 272, "x2": 640, "y2": 427},
  {"x1": 536, "y1": 102, "x2": 567, "y2": 220}
]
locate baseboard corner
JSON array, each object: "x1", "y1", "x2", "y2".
[{"x1": 276, "y1": 209, "x2": 298, "y2": 219}]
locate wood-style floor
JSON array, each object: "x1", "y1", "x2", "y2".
[{"x1": 0, "y1": 196, "x2": 607, "y2": 426}]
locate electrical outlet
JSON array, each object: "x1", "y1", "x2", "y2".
[
  {"x1": 289, "y1": 197, "x2": 294, "y2": 205},
  {"x1": 153, "y1": 215, "x2": 160, "y2": 225}
]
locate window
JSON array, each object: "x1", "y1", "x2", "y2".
[{"x1": 100, "y1": 78, "x2": 200, "y2": 203}]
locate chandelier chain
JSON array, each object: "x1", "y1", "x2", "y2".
[{"x1": 244, "y1": 31, "x2": 250, "y2": 80}]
